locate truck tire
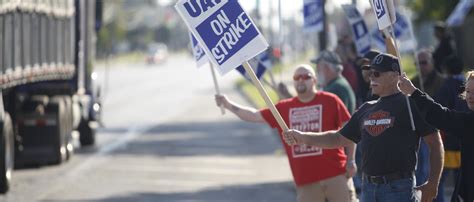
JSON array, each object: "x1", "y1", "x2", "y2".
[
  {"x1": 60, "y1": 96, "x2": 74, "y2": 160},
  {"x1": 49, "y1": 98, "x2": 67, "y2": 164},
  {"x1": 79, "y1": 120, "x2": 95, "y2": 146},
  {"x1": 0, "y1": 113, "x2": 14, "y2": 193}
]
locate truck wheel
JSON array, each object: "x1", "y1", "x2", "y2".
[
  {"x1": 0, "y1": 113, "x2": 14, "y2": 193},
  {"x1": 50, "y1": 98, "x2": 67, "y2": 164},
  {"x1": 61, "y1": 96, "x2": 74, "y2": 160},
  {"x1": 79, "y1": 120, "x2": 95, "y2": 146}
]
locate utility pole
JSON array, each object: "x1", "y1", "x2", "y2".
[
  {"x1": 278, "y1": 0, "x2": 283, "y2": 57},
  {"x1": 318, "y1": 0, "x2": 327, "y2": 51}
]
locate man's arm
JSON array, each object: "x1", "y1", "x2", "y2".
[
  {"x1": 283, "y1": 129, "x2": 354, "y2": 148},
  {"x1": 416, "y1": 132, "x2": 444, "y2": 202},
  {"x1": 215, "y1": 94, "x2": 265, "y2": 123},
  {"x1": 344, "y1": 142, "x2": 357, "y2": 177}
]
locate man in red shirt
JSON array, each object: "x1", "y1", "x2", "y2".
[{"x1": 215, "y1": 64, "x2": 357, "y2": 202}]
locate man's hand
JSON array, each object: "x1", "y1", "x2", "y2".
[
  {"x1": 345, "y1": 160, "x2": 357, "y2": 178},
  {"x1": 282, "y1": 129, "x2": 305, "y2": 145},
  {"x1": 215, "y1": 94, "x2": 229, "y2": 109},
  {"x1": 415, "y1": 182, "x2": 438, "y2": 202},
  {"x1": 398, "y1": 72, "x2": 417, "y2": 95}
]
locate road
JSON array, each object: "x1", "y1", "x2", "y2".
[{"x1": 0, "y1": 55, "x2": 294, "y2": 201}]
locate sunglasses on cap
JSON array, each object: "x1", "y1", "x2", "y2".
[
  {"x1": 293, "y1": 73, "x2": 313, "y2": 81},
  {"x1": 369, "y1": 70, "x2": 382, "y2": 78}
]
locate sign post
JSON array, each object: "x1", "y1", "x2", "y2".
[
  {"x1": 209, "y1": 63, "x2": 225, "y2": 114},
  {"x1": 176, "y1": 0, "x2": 291, "y2": 140},
  {"x1": 242, "y1": 61, "x2": 288, "y2": 133},
  {"x1": 370, "y1": 0, "x2": 415, "y2": 130},
  {"x1": 190, "y1": 33, "x2": 225, "y2": 114}
]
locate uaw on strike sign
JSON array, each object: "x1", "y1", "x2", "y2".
[
  {"x1": 176, "y1": 0, "x2": 268, "y2": 75},
  {"x1": 370, "y1": 0, "x2": 396, "y2": 30}
]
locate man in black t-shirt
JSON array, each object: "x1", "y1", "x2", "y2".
[{"x1": 283, "y1": 53, "x2": 444, "y2": 202}]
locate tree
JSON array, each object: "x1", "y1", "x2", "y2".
[{"x1": 407, "y1": 0, "x2": 459, "y2": 22}]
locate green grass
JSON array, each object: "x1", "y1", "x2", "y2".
[
  {"x1": 400, "y1": 54, "x2": 417, "y2": 78},
  {"x1": 237, "y1": 78, "x2": 281, "y2": 108}
]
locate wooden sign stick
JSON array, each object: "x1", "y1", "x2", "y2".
[{"x1": 210, "y1": 63, "x2": 225, "y2": 115}]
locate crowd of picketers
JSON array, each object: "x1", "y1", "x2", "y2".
[{"x1": 215, "y1": 21, "x2": 473, "y2": 202}]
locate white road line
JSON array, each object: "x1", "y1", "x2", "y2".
[{"x1": 38, "y1": 124, "x2": 152, "y2": 200}]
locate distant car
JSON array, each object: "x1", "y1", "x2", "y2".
[{"x1": 146, "y1": 44, "x2": 168, "y2": 65}]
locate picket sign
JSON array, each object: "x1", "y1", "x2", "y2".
[
  {"x1": 303, "y1": 0, "x2": 324, "y2": 33},
  {"x1": 236, "y1": 51, "x2": 271, "y2": 81},
  {"x1": 176, "y1": 0, "x2": 290, "y2": 136},
  {"x1": 341, "y1": 4, "x2": 371, "y2": 56},
  {"x1": 370, "y1": 0, "x2": 396, "y2": 30},
  {"x1": 189, "y1": 33, "x2": 208, "y2": 68},
  {"x1": 446, "y1": 0, "x2": 474, "y2": 26},
  {"x1": 370, "y1": 0, "x2": 416, "y2": 131}
]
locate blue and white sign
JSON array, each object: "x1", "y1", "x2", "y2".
[
  {"x1": 175, "y1": 0, "x2": 268, "y2": 75},
  {"x1": 303, "y1": 0, "x2": 324, "y2": 32},
  {"x1": 370, "y1": 0, "x2": 396, "y2": 30},
  {"x1": 342, "y1": 4, "x2": 371, "y2": 56},
  {"x1": 446, "y1": 0, "x2": 474, "y2": 26},
  {"x1": 236, "y1": 51, "x2": 272, "y2": 81},
  {"x1": 371, "y1": 10, "x2": 417, "y2": 53},
  {"x1": 189, "y1": 33, "x2": 208, "y2": 68}
]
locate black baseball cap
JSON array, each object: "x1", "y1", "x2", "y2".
[
  {"x1": 364, "y1": 50, "x2": 381, "y2": 61},
  {"x1": 362, "y1": 53, "x2": 400, "y2": 73},
  {"x1": 310, "y1": 50, "x2": 342, "y2": 65}
]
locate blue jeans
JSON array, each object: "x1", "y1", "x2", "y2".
[
  {"x1": 416, "y1": 140, "x2": 447, "y2": 202},
  {"x1": 361, "y1": 177, "x2": 417, "y2": 202},
  {"x1": 415, "y1": 140, "x2": 429, "y2": 186}
]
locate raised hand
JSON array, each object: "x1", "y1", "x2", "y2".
[
  {"x1": 398, "y1": 72, "x2": 417, "y2": 95},
  {"x1": 215, "y1": 94, "x2": 229, "y2": 109}
]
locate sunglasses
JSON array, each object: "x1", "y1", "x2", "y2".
[
  {"x1": 293, "y1": 74, "x2": 312, "y2": 81},
  {"x1": 369, "y1": 71, "x2": 382, "y2": 78},
  {"x1": 417, "y1": 60, "x2": 429, "y2": 65}
]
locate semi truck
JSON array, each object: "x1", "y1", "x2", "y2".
[{"x1": 0, "y1": 0, "x2": 102, "y2": 193}]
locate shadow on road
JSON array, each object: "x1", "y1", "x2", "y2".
[
  {"x1": 109, "y1": 120, "x2": 283, "y2": 157},
  {"x1": 42, "y1": 181, "x2": 295, "y2": 202}
]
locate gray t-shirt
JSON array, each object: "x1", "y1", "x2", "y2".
[{"x1": 340, "y1": 92, "x2": 436, "y2": 176}]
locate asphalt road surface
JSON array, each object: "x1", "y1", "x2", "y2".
[{"x1": 0, "y1": 54, "x2": 294, "y2": 202}]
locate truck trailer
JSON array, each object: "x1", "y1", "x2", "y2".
[{"x1": 0, "y1": 0, "x2": 102, "y2": 193}]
